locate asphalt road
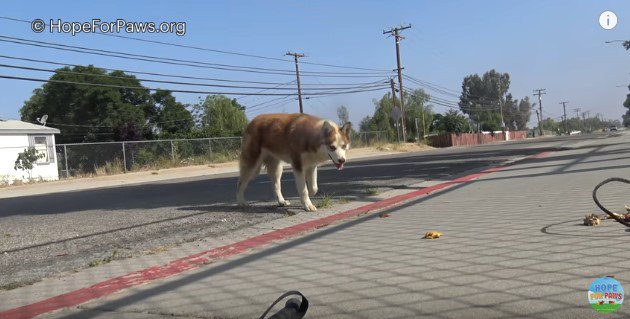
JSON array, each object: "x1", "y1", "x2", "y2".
[{"x1": 0, "y1": 134, "x2": 609, "y2": 288}]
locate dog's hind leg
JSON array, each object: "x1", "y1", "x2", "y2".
[
  {"x1": 236, "y1": 145, "x2": 263, "y2": 206},
  {"x1": 264, "y1": 157, "x2": 290, "y2": 207}
]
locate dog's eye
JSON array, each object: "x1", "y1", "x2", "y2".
[
  {"x1": 329, "y1": 145, "x2": 336, "y2": 151},
  {"x1": 342, "y1": 144, "x2": 347, "y2": 150}
]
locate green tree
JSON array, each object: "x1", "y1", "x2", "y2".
[
  {"x1": 359, "y1": 115, "x2": 373, "y2": 132},
  {"x1": 20, "y1": 65, "x2": 155, "y2": 143},
  {"x1": 405, "y1": 89, "x2": 434, "y2": 140},
  {"x1": 152, "y1": 90, "x2": 194, "y2": 137},
  {"x1": 194, "y1": 95, "x2": 248, "y2": 137},
  {"x1": 539, "y1": 118, "x2": 562, "y2": 134},
  {"x1": 431, "y1": 110, "x2": 472, "y2": 134},
  {"x1": 459, "y1": 69, "x2": 510, "y2": 131},
  {"x1": 361, "y1": 90, "x2": 434, "y2": 140},
  {"x1": 366, "y1": 92, "x2": 397, "y2": 137},
  {"x1": 14, "y1": 147, "x2": 45, "y2": 180},
  {"x1": 512, "y1": 97, "x2": 533, "y2": 130}
]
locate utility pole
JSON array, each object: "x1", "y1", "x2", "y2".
[
  {"x1": 585, "y1": 111, "x2": 591, "y2": 132},
  {"x1": 497, "y1": 82, "x2": 505, "y2": 133},
  {"x1": 421, "y1": 107, "x2": 426, "y2": 140},
  {"x1": 390, "y1": 78, "x2": 400, "y2": 143},
  {"x1": 560, "y1": 101, "x2": 569, "y2": 134},
  {"x1": 573, "y1": 107, "x2": 581, "y2": 131},
  {"x1": 384, "y1": 24, "x2": 411, "y2": 142},
  {"x1": 415, "y1": 117, "x2": 420, "y2": 142},
  {"x1": 535, "y1": 110, "x2": 540, "y2": 137},
  {"x1": 533, "y1": 89, "x2": 546, "y2": 136},
  {"x1": 286, "y1": 52, "x2": 305, "y2": 113},
  {"x1": 578, "y1": 112, "x2": 588, "y2": 132}
]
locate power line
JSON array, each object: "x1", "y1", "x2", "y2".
[
  {"x1": 0, "y1": 74, "x2": 389, "y2": 96},
  {"x1": 0, "y1": 54, "x2": 384, "y2": 87},
  {"x1": 0, "y1": 16, "x2": 391, "y2": 72},
  {"x1": 246, "y1": 96, "x2": 296, "y2": 114},
  {"x1": 0, "y1": 63, "x2": 388, "y2": 91},
  {"x1": 0, "y1": 35, "x2": 392, "y2": 77},
  {"x1": 403, "y1": 88, "x2": 498, "y2": 111},
  {"x1": 235, "y1": 81, "x2": 295, "y2": 101},
  {"x1": 403, "y1": 86, "x2": 499, "y2": 109},
  {"x1": 403, "y1": 74, "x2": 461, "y2": 97},
  {"x1": 404, "y1": 73, "x2": 504, "y2": 103}
]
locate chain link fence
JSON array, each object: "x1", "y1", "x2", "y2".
[
  {"x1": 56, "y1": 137, "x2": 242, "y2": 178},
  {"x1": 350, "y1": 130, "x2": 391, "y2": 148},
  {"x1": 55, "y1": 132, "x2": 387, "y2": 178}
]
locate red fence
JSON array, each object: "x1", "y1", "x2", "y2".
[{"x1": 428, "y1": 131, "x2": 528, "y2": 148}]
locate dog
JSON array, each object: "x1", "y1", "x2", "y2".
[{"x1": 236, "y1": 113, "x2": 351, "y2": 211}]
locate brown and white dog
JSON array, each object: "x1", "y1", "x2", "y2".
[{"x1": 237, "y1": 113, "x2": 351, "y2": 211}]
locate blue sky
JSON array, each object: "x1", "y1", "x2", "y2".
[{"x1": 0, "y1": 0, "x2": 628, "y2": 127}]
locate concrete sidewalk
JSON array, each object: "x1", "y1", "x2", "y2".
[{"x1": 4, "y1": 134, "x2": 630, "y2": 318}]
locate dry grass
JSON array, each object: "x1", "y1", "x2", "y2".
[
  {"x1": 315, "y1": 194, "x2": 334, "y2": 209},
  {"x1": 88, "y1": 250, "x2": 120, "y2": 267},
  {"x1": 365, "y1": 187, "x2": 379, "y2": 196},
  {"x1": 374, "y1": 142, "x2": 433, "y2": 152}
]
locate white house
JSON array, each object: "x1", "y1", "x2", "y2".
[{"x1": 0, "y1": 119, "x2": 61, "y2": 184}]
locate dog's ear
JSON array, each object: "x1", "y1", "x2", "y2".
[
  {"x1": 340, "y1": 122, "x2": 352, "y2": 136},
  {"x1": 322, "y1": 120, "x2": 333, "y2": 136}
]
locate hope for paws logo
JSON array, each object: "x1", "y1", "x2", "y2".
[{"x1": 589, "y1": 277, "x2": 624, "y2": 314}]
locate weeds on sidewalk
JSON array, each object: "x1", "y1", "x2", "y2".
[{"x1": 88, "y1": 250, "x2": 120, "y2": 268}]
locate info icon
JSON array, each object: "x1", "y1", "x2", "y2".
[{"x1": 599, "y1": 11, "x2": 618, "y2": 30}]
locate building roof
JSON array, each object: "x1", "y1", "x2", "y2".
[{"x1": 0, "y1": 120, "x2": 61, "y2": 135}]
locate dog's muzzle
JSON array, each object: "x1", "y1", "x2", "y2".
[{"x1": 328, "y1": 154, "x2": 345, "y2": 170}]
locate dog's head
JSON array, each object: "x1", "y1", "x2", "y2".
[{"x1": 321, "y1": 121, "x2": 351, "y2": 170}]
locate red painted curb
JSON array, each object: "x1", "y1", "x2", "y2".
[{"x1": 0, "y1": 151, "x2": 550, "y2": 319}]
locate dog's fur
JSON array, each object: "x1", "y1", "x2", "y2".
[{"x1": 236, "y1": 113, "x2": 351, "y2": 211}]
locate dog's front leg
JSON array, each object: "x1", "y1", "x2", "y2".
[
  {"x1": 294, "y1": 168, "x2": 317, "y2": 212},
  {"x1": 306, "y1": 166, "x2": 318, "y2": 196}
]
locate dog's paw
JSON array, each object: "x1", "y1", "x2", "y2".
[
  {"x1": 308, "y1": 187, "x2": 318, "y2": 197},
  {"x1": 236, "y1": 200, "x2": 248, "y2": 207},
  {"x1": 278, "y1": 200, "x2": 291, "y2": 207},
  {"x1": 303, "y1": 202, "x2": 318, "y2": 212}
]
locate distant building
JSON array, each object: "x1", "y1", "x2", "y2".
[{"x1": 0, "y1": 119, "x2": 60, "y2": 184}]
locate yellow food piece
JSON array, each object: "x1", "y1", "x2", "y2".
[{"x1": 423, "y1": 231, "x2": 442, "y2": 239}]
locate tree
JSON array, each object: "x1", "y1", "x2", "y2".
[
  {"x1": 405, "y1": 89, "x2": 434, "y2": 140},
  {"x1": 360, "y1": 90, "x2": 434, "y2": 141},
  {"x1": 513, "y1": 97, "x2": 533, "y2": 130},
  {"x1": 14, "y1": 147, "x2": 44, "y2": 180},
  {"x1": 459, "y1": 69, "x2": 510, "y2": 131},
  {"x1": 540, "y1": 117, "x2": 561, "y2": 134},
  {"x1": 20, "y1": 65, "x2": 156, "y2": 143},
  {"x1": 431, "y1": 110, "x2": 472, "y2": 134},
  {"x1": 365, "y1": 92, "x2": 397, "y2": 137},
  {"x1": 152, "y1": 90, "x2": 194, "y2": 137},
  {"x1": 193, "y1": 95, "x2": 248, "y2": 137},
  {"x1": 337, "y1": 105, "x2": 350, "y2": 125}
]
